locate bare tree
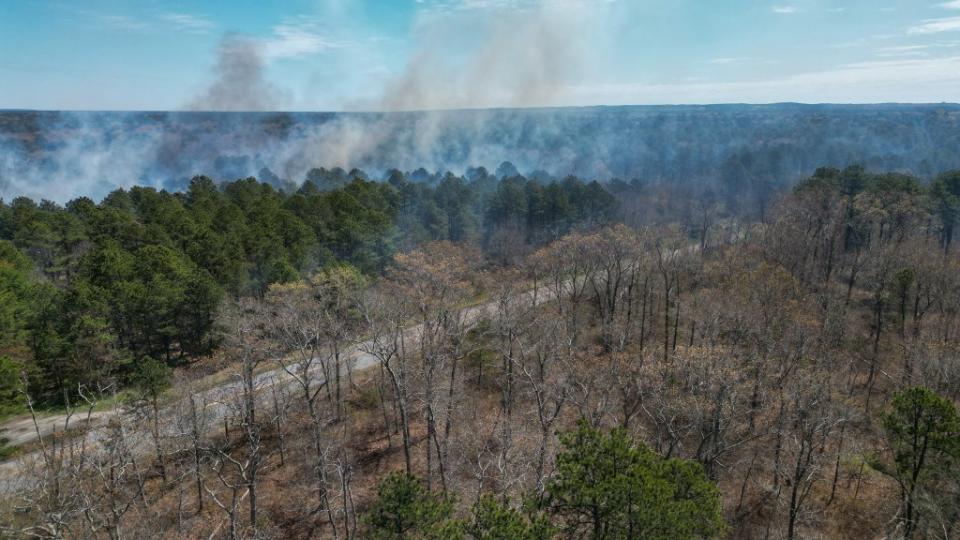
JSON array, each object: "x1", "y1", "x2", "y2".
[
  {"x1": 782, "y1": 374, "x2": 845, "y2": 540},
  {"x1": 515, "y1": 316, "x2": 571, "y2": 496},
  {"x1": 264, "y1": 282, "x2": 339, "y2": 532},
  {"x1": 583, "y1": 225, "x2": 648, "y2": 352},
  {"x1": 359, "y1": 284, "x2": 414, "y2": 479},
  {"x1": 388, "y1": 241, "x2": 477, "y2": 492},
  {"x1": 13, "y1": 378, "x2": 100, "y2": 539},
  {"x1": 83, "y1": 400, "x2": 137, "y2": 540},
  {"x1": 205, "y1": 298, "x2": 269, "y2": 539},
  {"x1": 180, "y1": 391, "x2": 211, "y2": 515},
  {"x1": 529, "y1": 232, "x2": 596, "y2": 345}
]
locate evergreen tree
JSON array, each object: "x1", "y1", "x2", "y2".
[
  {"x1": 882, "y1": 387, "x2": 960, "y2": 539},
  {"x1": 929, "y1": 171, "x2": 960, "y2": 252},
  {"x1": 364, "y1": 471, "x2": 460, "y2": 539},
  {"x1": 464, "y1": 495, "x2": 553, "y2": 540},
  {"x1": 544, "y1": 420, "x2": 727, "y2": 540}
]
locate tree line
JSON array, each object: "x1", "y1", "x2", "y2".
[{"x1": 0, "y1": 166, "x2": 614, "y2": 408}]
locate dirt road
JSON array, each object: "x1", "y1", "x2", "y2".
[{"x1": 0, "y1": 280, "x2": 556, "y2": 490}]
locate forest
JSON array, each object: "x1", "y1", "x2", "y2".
[
  {"x1": 2, "y1": 164, "x2": 960, "y2": 539},
  {"x1": 0, "y1": 166, "x2": 616, "y2": 409},
  {"x1": 5, "y1": 105, "x2": 960, "y2": 204}
]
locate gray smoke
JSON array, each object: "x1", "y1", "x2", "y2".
[
  {"x1": 0, "y1": 112, "x2": 171, "y2": 202},
  {"x1": 378, "y1": 1, "x2": 596, "y2": 111},
  {"x1": 3, "y1": 2, "x2": 957, "y2": 204},
  {"x1": 188, "y1": 35, "x2": 290, "y2": 112},
  {"x1": 274, "y1": 0, "x2": 607, "y2": 179},
  {"x1": 0, "y1": 2, "x2": 618, "y2": 202}
]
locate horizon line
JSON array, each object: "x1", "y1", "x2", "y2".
[{"x1": 3, "y1": 101, "x2": 960, "y2": 115}]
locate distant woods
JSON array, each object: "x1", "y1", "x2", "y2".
[{"x1": 0, "y1": 165, "x2": 614, "y2": 406}]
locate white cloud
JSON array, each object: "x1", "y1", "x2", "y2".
[
  {"x1": 939, "y1": 1, "x2": 960, "y2": 9},
  {"x1": 260, "y1": 23, "x2": 342, "y2": 60},
  {"x1": 772, "y1": 5, "x2": 799, "y2": 14},
  {"x1": 562, "y1": 55, "x2": 960, "y2": 105},
  {"x1": 909, "y1": 16, "x2": 960, "y2": 34},
  {"x1": 418, "y1": 0, "x2": 600, "y2": 18},
  {"x1": 87, "y1": 10, "x2": 215, "y2": 34},
  {"x1": 160, "y1": 13, "x2": 215, "y2": 34},
  {"x1": 876, "y1": 44, "x2": 930, "y2": 57},
  {"x1": 98, "y1": 14, "x2": 147, "y2": 31},
  {"x1": 709, "y1": 57, "x2": 751, "y2": 64},
  {"x1": 876, "y1": 41, "x2": 960, "y2": 57}
]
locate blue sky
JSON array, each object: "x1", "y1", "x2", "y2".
[{"x1": 1, "y1": 0, "x2": 959, "y2": 110}]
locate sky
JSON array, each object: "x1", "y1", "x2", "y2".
[{"x1": 1, "y1": 0, "x2": 959, "y2": 110}]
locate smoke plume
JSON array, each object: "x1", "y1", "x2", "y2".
[
  {"x1": 377, "y1": 1, "x2": 596, "y2": 111},
  {"x1": 265, "y1": 0, "x2": 609, "y2": 184},
  {"x1": 2, "y1": 2, "x2": 959, "y2": 203},
  {"x1": 188, "y1": 35, "x2": 290, "y2": 112}
]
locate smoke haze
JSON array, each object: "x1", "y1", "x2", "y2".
[
  {"x1": 2, "y1": 2, "x2": 960, "y2": 203},
  {"x1": 188, "y1": 35, "x2": 291, "y2": 112},
  {"x1": 4, "y1": 104, "x2": 960, "y2": 203},
  {"x1": 375, "y1": 1, "x2": 598, "y2": 111},
  {"x1": 0, "y1": 0, "x2": 615, "y2": 201}
]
